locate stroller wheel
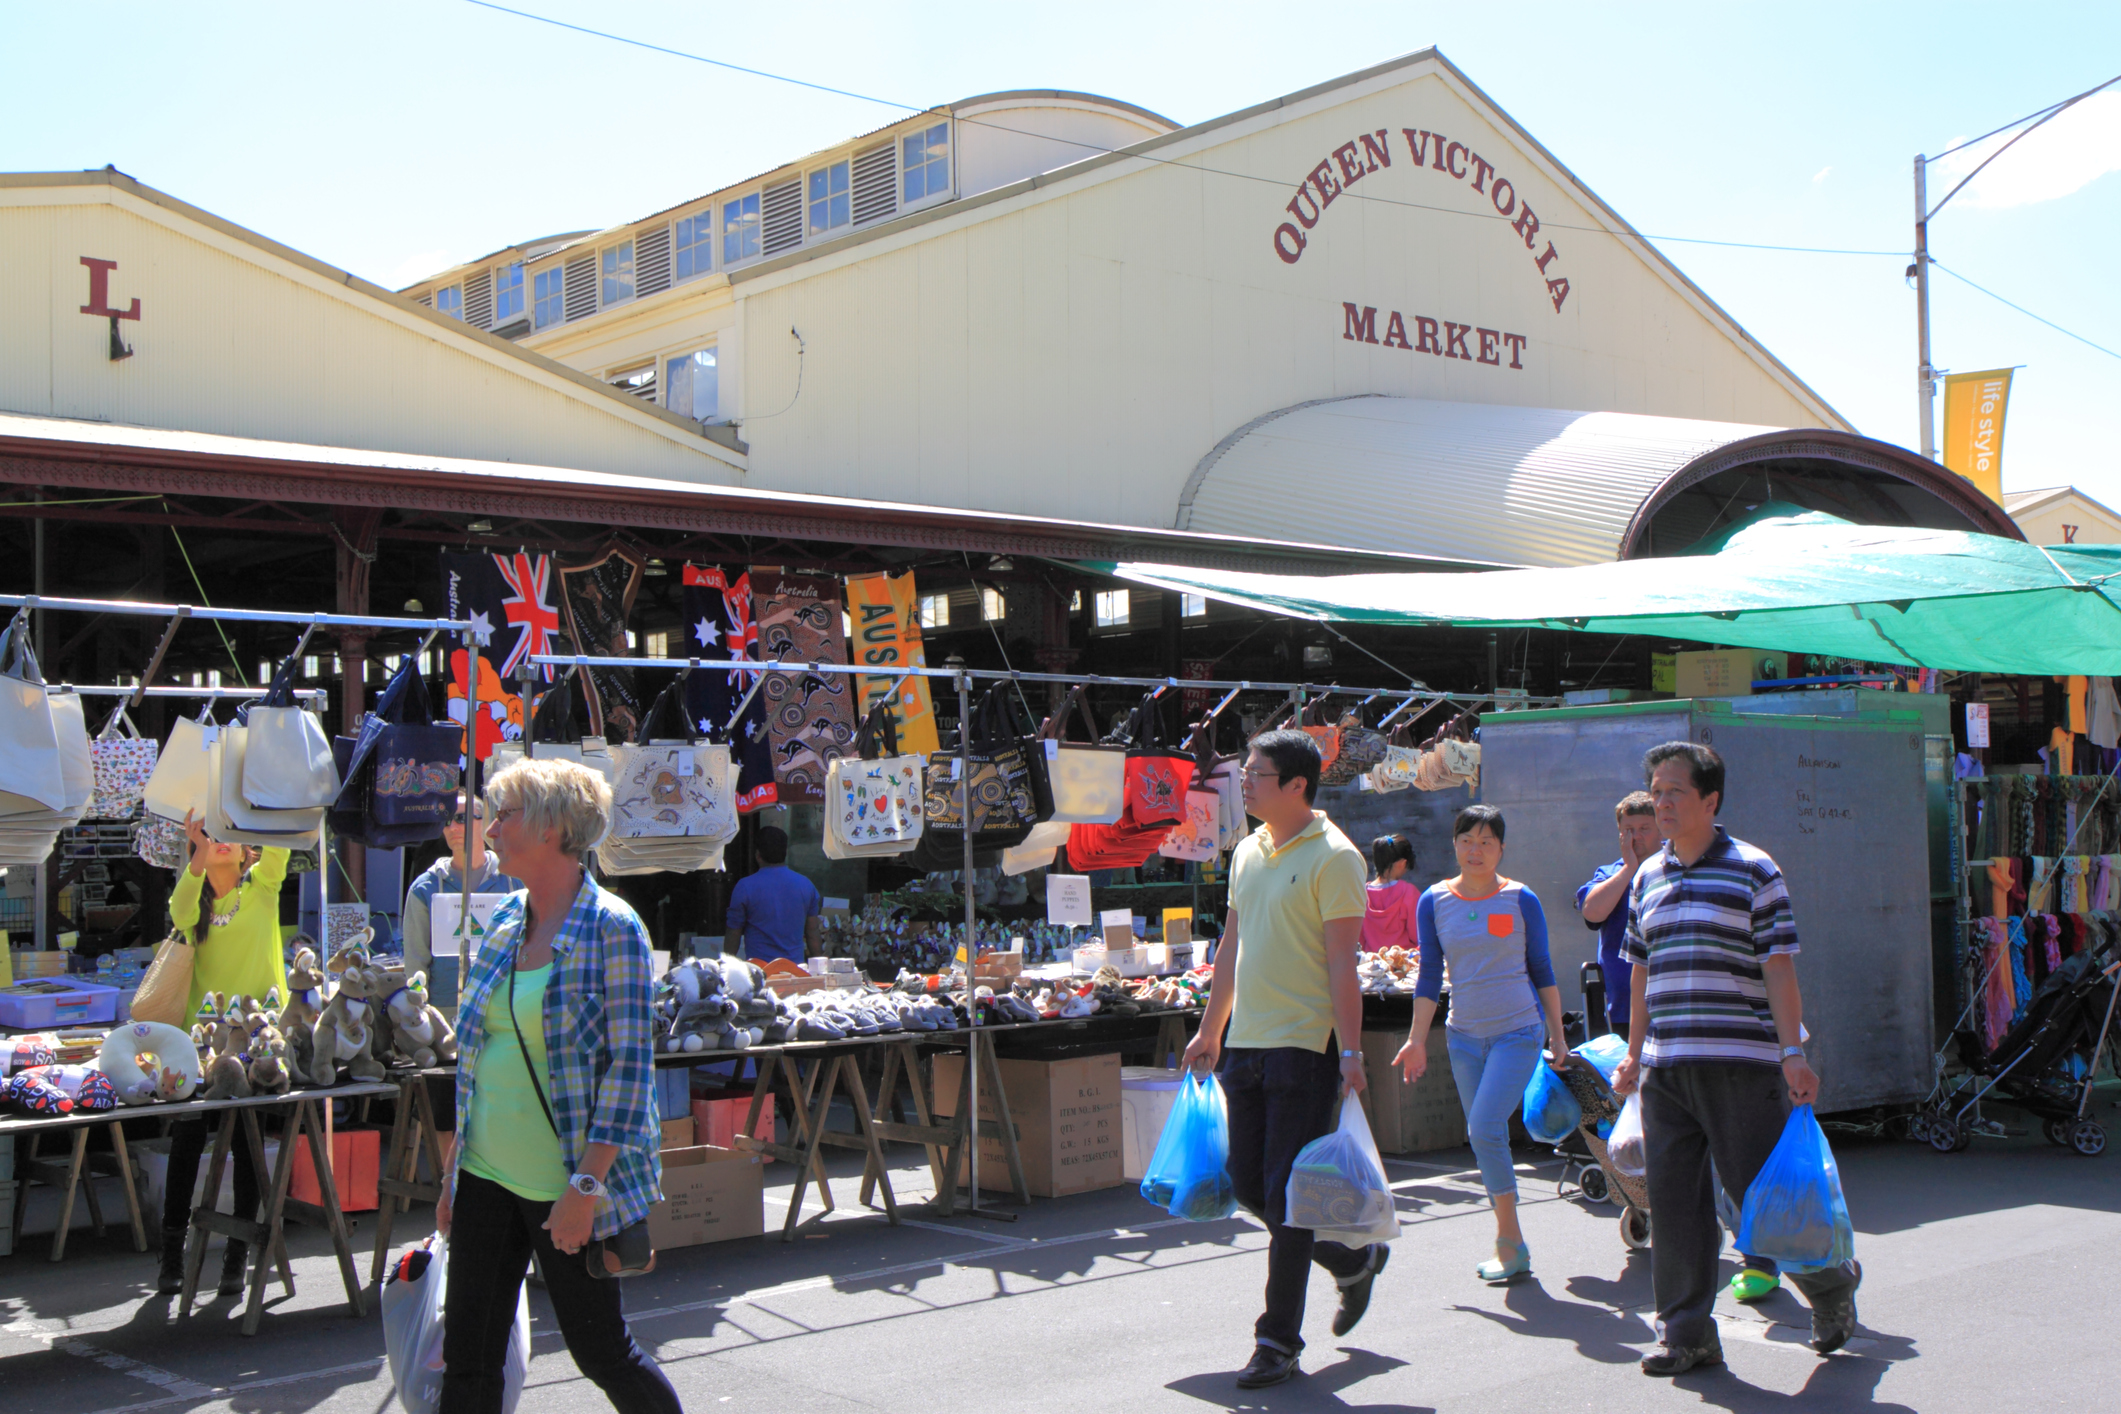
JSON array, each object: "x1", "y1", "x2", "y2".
[
  {"x1": 1906, "y1": 1110, "x2": 1932, "y2": 1144},
  {"x1": 2069, "y1": 1120, "x2": 2106, "y2": 1157},
  {"x1": 1579, "y1": 1167, "x2": 1611, "y2": 1204},
  {"x1": 1927, "y1": 1117, "x2": 1963, "y2": 1153},
  {"x1": 1619, "y1": 1204, "x2": 1652, "y2": 1250},
  {"x1": 2044, "y1": 1119, "x2": 2071, "y2": 1147}
]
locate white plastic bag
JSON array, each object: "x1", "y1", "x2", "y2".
[
  {"x1": 1284, "y1": 1095, "x2": 1401, "y2": 1245},
  {"x1": 382, "y1": 1236, "x2": 530, "y2": 1414},
  {"x1": 1607, "y1": 1093, "x2": 1646, "y2": 1179}
]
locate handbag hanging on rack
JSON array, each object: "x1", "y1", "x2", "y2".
[
  {"x1": 241, "y1": 651, "x2": 342, "y2": 811},
  {"x1": 823, "y1": 702, "x2": 925, "y2": 860},
  {"x1": 1120, "y1": 693, "x2": 1197, "y2": 827},
  {"x1": 88, "y1": 707, "x2": 158, "y2": 821},
  {"x1": 910, "y1": 686, "x2": 1039, "y2": 871},
  {"x1": 0, "y1": 617, "x2": 71, "y2": 818},
  {"x1": 329, "y1": 657, "x2": 460, "y2": 848},
  {"x1": 1039, "y1": 685, "x2": 1126, "y2": 825},
  {"x1": 600, "y1": 676, "x2": 737, "y2": 876},
  {"x1": 1321, "y1": 709, "x2": 1388, "y2": 788},
  {"x1": 1297, "y1": 700, "x2": 1342, "y2": 774}
]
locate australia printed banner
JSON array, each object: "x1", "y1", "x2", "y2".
[
  {"x1": 682, "y1": 564, "x2": 777, "y2": 811},
  {"x1": 559, "y1": 549, "x2": 645, "y2": 743},
  {"x1": 441, "y1": 550, "x2": 561, "y2": 683},
  {"x1": 843, "y1": 571, "x2": 940, "y2": 757},
  {"x1": 754, "y1": 572, "x2": 858, "y2": 804}
]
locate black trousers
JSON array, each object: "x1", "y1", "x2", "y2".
[
  {"x1": 164, "y1": 1118, "x2": 258, "y2": 1247},
  {"x1": 439, "y1": 1169, "x2": 680, "y2": 1414},
  {"x1": 1220, "y1": 1044, "x2": 1373, "y2": 1354},
  {"x1": 1641, "y1": 1063, "x2": 1857, "y2": 1349}
]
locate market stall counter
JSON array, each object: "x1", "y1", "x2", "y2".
[{"x1": 0, "y1": 1082, "x2": 393, "y2": 1335}]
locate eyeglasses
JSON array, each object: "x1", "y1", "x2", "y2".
[
  {"x1": 488, "y1": 806, "x2": 521, "y2": 827},
  {"x1": 1239, "y1": 767, "x2": 1287, "y2": 783},
  {"x1": 450, "y1": 809, "x2": 485, "y2": 825}
]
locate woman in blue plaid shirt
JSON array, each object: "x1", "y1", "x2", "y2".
[{"x1": 435, "y1": 758, "x2": 678, "y2": 1414}]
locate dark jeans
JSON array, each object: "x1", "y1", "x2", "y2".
[
  {"x1": 164, "y1": 1118, "x2": 258, "y2": 1247},
  {"x1": 440, "y1": 1169, "x2": 680, "y2": 1414},
  {"x1": 1641, "y1": 1063, "x2": 1856, "y2": 1349},
  {"x1": 1220, "y1": 1044, "x2": 1373, "y2": 1354}
]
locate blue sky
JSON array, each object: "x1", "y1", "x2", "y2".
[{"x1": 5, "y1": 1, "x2": 2115, "y2": 506}]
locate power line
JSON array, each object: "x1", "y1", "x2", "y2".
[
  {"x1": 1933, "y1": 261, "x2": 2121, "y2": 363},
  {"x1": 1928, "y1": 72, "x2": 2121, "y2": 163},
  {"x1": 462, "y1": 0, "x2": 1905, "y2": 260}
]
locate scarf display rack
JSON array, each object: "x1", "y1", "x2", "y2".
[
  {"x1": 531, "y1": 652, "x2": 1548, "y2": 1214},
  {"x1": 1, "y1": 593, "x2": 479, "y2": 952}
]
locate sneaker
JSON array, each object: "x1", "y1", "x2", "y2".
[
  {"x1": 1640, "y1": 1338, "x2": 1724, "y2": 1376},
  {"x1": 1809, "y1": 1260, "x2": 1863, "y2": 1355},
  {"x1": 1235, "y1": 1344, "x2": 1300, "y2": 1389},
  {"x1": 1727, "y1": 1268, "x2": 1780, "y2": 1303},
  {"x1": 1331, "y1": 1244, "x2": 1390, "y2": 1337}
]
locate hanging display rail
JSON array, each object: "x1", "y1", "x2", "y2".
[{"x1": 3, "y1": 594, "x2": 481, "y2": 952}]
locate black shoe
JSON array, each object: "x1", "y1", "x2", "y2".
[
  {"x1": 217, "y1": 1242, "x2": 249, "y2": 1298},
  {"x1": 1810, "y1": 1260, "x2": 1863, "y2": 1355},
  {"x1": 1236, "y1": 1344, "x2": 1300, "y2": 1389},
  {"x1": 155, "y1": 1238, "x2": 186, "y2": 1296},
  {"x1": 1641, "y1": 1339, "x2": 1724, "y2": 1376},
  {"x1": 1331, "y1": 1244, "x2": 1390, "y2": 1337}
]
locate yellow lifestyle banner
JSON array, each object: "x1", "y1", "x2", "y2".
[
  {"x1": 843, "y1": 572, "x2": 940, "y2": 756},
  {"x1": 1941, "y1": 368, "x2": 2013, "y2": 504}
]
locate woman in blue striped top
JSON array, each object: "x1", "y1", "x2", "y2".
[{"x1": 1394, "y1": 805, "x2": 1569, "y2": 1282}]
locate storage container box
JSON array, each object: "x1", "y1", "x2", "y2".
[
  {"x1": 291, "y1": 1126, "x2": 381, "y2": 1212},
  {"x1": 693, "y1": 1091, "x2": 774, "y2": 1150},
  {"x1": 1359, "y1": 1028, "x2": 1466, "y2": 1154},
  {"x1": 0, "y1": 977, "x2": 119, "y2": 1028},
  {"x1": 646, "y1": 1144, "x2": 764, "y2": 1249},
  {"x1": 933, "y1": 1052, "x2": 1123, "y2": 1197},
  {"x1": 654, "y1": 1066, "x2": 691, "y2": 1120},
  {"x1": 661, "y1": 1118, "x2": 696, "y2": 1151},
  {"x1": 1119, "y1": 1066, "x2": 1184, "y2": 1180}
]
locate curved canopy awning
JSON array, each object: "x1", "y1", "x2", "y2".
[{"x1": 1175, "y1": 396, "x2": 2020, "y2": 567}]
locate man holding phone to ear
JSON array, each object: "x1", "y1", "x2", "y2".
[{"x1": 1182, "y1": 729, "x2": 1380, "y2": 1391}]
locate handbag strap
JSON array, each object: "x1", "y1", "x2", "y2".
[
  {"x1": 634, "y1": 675, "x2": 695, "y2": 744},
  {"x1": 507, "y1": 956, "x2": 564, "y2": 1142},
  {"x1": 3, "y1": 616, "x2": 45, "y2": 686},
  {"x1": 854, "y1": 700, "x2": 899, "y2": 760},
  {"x1": 1040, "y1": 685, "x2": 1102, "y2": 744}
]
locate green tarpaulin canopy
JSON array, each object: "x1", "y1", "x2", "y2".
[{"x1": 1109, "y1": 510, "x2": 2121, "y2": 674}]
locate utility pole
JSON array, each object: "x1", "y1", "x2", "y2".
[{"x1": 1913, "y1": 156, "x2": 1936, "y2": 462}]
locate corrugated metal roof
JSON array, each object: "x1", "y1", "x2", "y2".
[{"x1": 1176, "y1": 396, "x2": 1796, "y2": 568}]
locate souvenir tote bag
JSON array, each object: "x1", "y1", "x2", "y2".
[
  {"x1": 207, "y1": 725, "x2": 321, "y2": 846},
  {"x1": 1322, "y1": 712, "x2": 1387, "y2": 788},
  {"x1": 609, "y1": 678, "x2": 735, "y2": 840},
  {"x1": 0, "y1": 619, "x2": 67, "y2": 815},
  {"x1": 1156, "y1": 788, "x2": 1222, "y2": 863},
  {"x1": 823, "y1": 704, "x2": 924, "y2": 860},
  {"x1": 1120, "y1": 698, "x2": 1196, "y2": 828},
  {"x1": 1040, "y1": 687, "x2": 1125, "y2": 825},
  {"x1": 89, "y1": 707, "x2": 158, "y2": 820},
  {"x1": 1297, "y1": 701, "x2": 1342, "y2": 774},
  {"x1": 242, "y1": 651, "x2": 341, "y2": 811},
  {"x1": 143, "y1": 707, "x2": 216, "y2": 824},
  {"x1": 133, "y1": 812, "x2": 190, "y2": 869},
  {"x1": 332, "y1": 658, "x2": 458, "y2": 847},
  {"x1": 914, "y1": 688, "x2": 1038, "y2": 868}
]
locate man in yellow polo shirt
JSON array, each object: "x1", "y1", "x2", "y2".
[{"x1": 1183, "y1": 728, "x2": 1384, "y2": 1389}]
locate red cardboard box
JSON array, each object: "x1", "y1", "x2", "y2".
[
  {"x1": 291, "y1": 1126, "x2": 381, "y2": 1212},
  {"x1": 693, "y1": 1092, "x2": 774, "y2": 1151}
]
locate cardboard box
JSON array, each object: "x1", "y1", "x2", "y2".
[
  {"x1": 693, "y1": 1093, "x2": 774, "y2": 1150},
  {"x1": 11, "y1": 949, "x2": 68, "y2": 980},
  {"x1": 1673, "y1": 649, "x2": 1786, "y2": 699},
  {"x1": 1120, "y1": 1066, "x2": 1185, "y2": 1180},
  {"x1": 647, "y1": 1144, "x2": 764, "y2": 1250},
  {"x1": 1651, "y1": 653, "x2": 1676, "y2": 694},
  {"x1": 932, "y1": 1052, "x2": 1123, "y2": 1197},
  {"x1": 1359, "y1": 1029, "x2": 1466, "y2": 1154},
  {"x1": 291, "y1": 1126, "x2": 381, "y2": 1212},
  {"x1": 661, "y1": 1118, "x2": 697, "y2": 1151}
]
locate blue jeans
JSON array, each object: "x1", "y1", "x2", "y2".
[{"x1": 1445, "y1": 1020, "x2": 1546, "y2": 1198}]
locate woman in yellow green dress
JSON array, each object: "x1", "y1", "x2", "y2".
[{"x1": 156, "y1": 811, "x2": 291, "y2": 1295}]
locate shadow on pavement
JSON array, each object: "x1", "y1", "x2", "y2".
[{"x1": 1166, "y1": 1346, "x2": 1430, "y2": 1412}]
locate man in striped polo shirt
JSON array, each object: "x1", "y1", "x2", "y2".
[{"x1": 1613, "y1": 741, "x2": 1861, "y2": 1376}]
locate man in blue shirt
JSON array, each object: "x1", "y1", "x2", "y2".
[
  {"x1": 725, "y1": 826, "x2": 822, "y2": 965},
  {"x1": 1575, "y1": 791, "x2": 1659, "y2": 1039}
]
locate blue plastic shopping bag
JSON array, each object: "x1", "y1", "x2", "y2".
[
  {"x1": 1572, "y1": 1033, "x2": 1629, "y2": 1081},
  {"x1": 1522, "y1": 1059, "x2": 1583, "y2": 1144},
  {"x1": 1140, "y1": 1070, "x2": 1238, "y2": 1221},
  {"x1": 1736, "y1": 1105, "x2": 1856, "y2": 1272}
]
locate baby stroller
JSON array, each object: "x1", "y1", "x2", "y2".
[
  {"x1": 1918, "y1": 947, "x2": 2121, "y2": 1156},
  {"x1": 1552, "y1": 1049, "x2": 1653, "y2": 1250}
]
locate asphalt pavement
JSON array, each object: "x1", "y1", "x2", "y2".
[{"x1": 4, "y1": 1087, "x2": 2117, "y2": 1414}]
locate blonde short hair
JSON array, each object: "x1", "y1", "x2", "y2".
[{"x1": 485, "y1": 757, "x2": 611, "y2": 857}]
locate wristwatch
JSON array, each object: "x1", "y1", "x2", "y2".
[
  {"x1": 568, "y1": 1172, "x2": 608, "y2": 1199},
  {"x1": 1781, "y1": 1045, "x2": 1806, "y2": 1061},
  {"x1": 1339, "y1": 1048, "x2": 1361, "y2": 1060}
]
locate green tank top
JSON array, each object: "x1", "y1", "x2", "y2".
[{"x1": 462, "y1": 963, "x2": 569, "y2": 1202}]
